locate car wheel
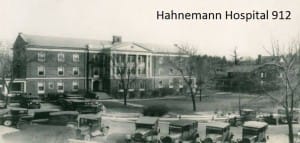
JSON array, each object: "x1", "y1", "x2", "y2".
[
  {"x1": 3, "y1": 119, "x2": 13, "y2": 126},
  {"x1": 84, "y1": 134, "x2": 91, "y2": 141}
]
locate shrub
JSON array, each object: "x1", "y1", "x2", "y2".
[{"x1": 142, "y1": 104, "x2": 169, "y2": 117}]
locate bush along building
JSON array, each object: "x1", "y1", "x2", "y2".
[{"x1": 11, "y1": 33, "x2": 194, "y2": 98}]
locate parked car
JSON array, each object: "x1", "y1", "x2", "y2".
[
  {"x1": 18, "y1": 109, "x2": 61, "y2": 126},
  {"x1": 126, "y1": 117, "x2": 160, "y2": 143},
  {"x1": 75, "y1": 114, "x2": 109, "y2": 141},
  {"x1": 237, "y1": 121, "x2": 268, "y2": 143},
  {"x1": 160, "y1": 119, "x2": 199, "y2": 143},
  {"x1": 62, "y1": 99, "x2": 104, "y2": 114},
  {"x1": 0, "y1": 108, "x2": 28, "y2": 126},
  {"x1": 262, "y1": 108, "x2": 300, "y2": 125},
  {"x1": 228, "y1": 109, "x2": 257, "y2": 126},
  {"x1": 203, "y1": 122, "x2": 234, "y2": 143},
  {"x1": 47, "y1": 111, "x2": 79, "y2": 126},
  {"x1": 19, "y1": 95, "x2": 41, "y2": 109},
  {"x1": 0, "y1": 100, "x2": 6, "y2": 109}
]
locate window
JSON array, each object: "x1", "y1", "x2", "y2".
[
  {"x1": 48, "y1": 82, "x2": 54, "y2": 89},
  {"x1": 140, "y1": 81, "x2": 145, "y2": 91},
  {"x1": 57, "y1": 82, "x2": 64, "y2": 93},
  {"x1": 38, "y1": 66, "x2": 45, "y2": 76},
  {"x1": 159, "y1": 57, "x2": 163, "y2": 64},
  {"x1": 37, "y1": 82, "x2": 45, "y2": 94},
  {"x1": 169, "y1": 79, "x2": 174, "y2": 88},
  {"x1": 118, "y1": 82, "x2": 124, "y2": 92},
  {"x1": 158, "y1": 80, "x2": 163, "y2": 88},
  {"x1": 93, "y1": 68, "x2": 99, "y2": 76},
  {"x1": 57, "y1": 67, "x2": 64, "y2": 76},
  {"x1": 58, "y1": 53, "x2": 64, "y2": 62},
  {"x1": 179, "y1": 79, "x2": 183, "y2": 88},
  {"x1": 72, "y1": 81, "x2": 79, "y2": 91},
  {"x1": 158, "y1": 68, "x2": 161, "y2": 75},
  {"x1": 73, "y1": 67, "x2": 79, "y2": 76},
  {"x1": 73, "y1": 54, "x2": 79, "y2": 62},
  {"x1": 37, "y1": 52, "x2": 45, "y2": 62}
]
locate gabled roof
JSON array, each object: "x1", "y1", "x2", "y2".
[
  {"x1": 17, "y1": 33, "x2": 181, "y2": 54},
  {"x1": 19, "y1": 33, "x2": 111, "y2": 50},
  {"x1": 135, "y1": 43, "x2": 180, "y2": 54}
]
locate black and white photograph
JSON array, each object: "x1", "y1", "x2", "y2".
[{"x1": 0, "y1": 0, "x2": 300, "y2": 143}]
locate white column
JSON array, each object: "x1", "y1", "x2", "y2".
[
  {"x1": 136, "y1": 54, "x2": 138, "y2": 77},
  {"x1": 149, "y1": 55, "x2": 152, "y2": 77},
  {"x1": 125, "y1": 54, "x2": 128, "y2": 75},
  {"x1": 146, "y1": 55, "x2": 148, "y2": 77},
  {"x1": 110, "y1": 53, "x2": 113, "y2": 77}
]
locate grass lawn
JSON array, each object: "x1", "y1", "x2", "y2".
[
  {"x1": 101, "y1": 101, "x2": 142, "y2": 113},
  {"x1": 130, "y1": 92, "x2": 279, "y2": 114}
]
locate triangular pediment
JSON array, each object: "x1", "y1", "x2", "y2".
[{"x1": 111, "y1": 43, "x2": 152, "y2": 52}]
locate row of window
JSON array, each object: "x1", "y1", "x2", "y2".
[
  {"x1": 38, "y1": 52, "x2": 80, "y2": 62},
  {"x1": 158, "y1": 79, "x2": 183, "y2": 88},
  {"x1": 38, "y1": 66, "x2": 79, "y2": 76},
  {"x1": 37, "y1": 81, "x2": 79, "y2": 94}
]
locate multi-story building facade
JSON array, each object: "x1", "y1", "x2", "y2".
[{"x1": 12, "y1": 33, "x2": 193, "y2": 97}]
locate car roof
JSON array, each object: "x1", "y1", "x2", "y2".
[
  {"x1": 241, "y1": 109, "x2": 255, "y2": 112},
  {"x1": 136, "y1": 117, "x2": 158, "y2": 125},
  {"x1": 49, "y1": 111, "x2": 79, "y2": 116},
  {"x1": 243, "y1": 121, "x2": 268, "y2": 128},
  {"x1": 10, "y1": 107, "x2": 28, "y2": 111},
  {"x1": 206, "y1": 122, "x2": 230, "y2": 129},
  {"x1": 32, "y1": 109, "x2": 60, "y2": 112},
  {"x1": 79, "y1": 114, "x2": 101, "y2": 120},
  {"x1": 170, "y1": 120, "x2": 197, "y2": 127}
]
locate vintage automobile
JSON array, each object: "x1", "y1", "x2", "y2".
[
  {"x1": 160, "y1": 119, "x2": 199, "y2": 143},
  {"x1": 18, "y1": 109, "x2": 61, "y2": 126},
  {"x1": 203, "y1": 122, "x2": 234, "y2": 143},
  {"x1": 47, "y1": 111, "x2": 79, "y2": 126},
  {"x1": 262, "y1": 108, "x2": 300, "y2": 125},
  {"x1": 238, "y1": 121, "x2": 268, "y2": 143},
  {"x1": 0, "y1": 100, "x2": 6, "y2": 109},
  {"x1": 0, "y1": 108, "x2": 28, "y2": 126},
  {"x1": 62, "y1": 99, "x2": 104, "y2": 114},
  {"x1": 76, "y1": 114, "x2": 109, "y2": 141},
  {"x1": 228, "y1": 109, "x2": 257, "y2": 126},
  {"x1": 19, "y1": 95, "x2": 41, "y2": 109},
  {"x1": 126, "y1": 117, "x2": 160, "y2": 143}
]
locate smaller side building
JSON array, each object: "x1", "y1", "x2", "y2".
[{"x1": 218, "y1": 63, "x2": 282, "y2": 93}]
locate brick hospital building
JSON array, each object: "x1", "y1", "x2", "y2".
[{"x1": 11, "y1": 33, "x2": 193, "y2": 97}]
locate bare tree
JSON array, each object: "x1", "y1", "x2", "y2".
[
  {"x1": 262, "y1": 39, "x2": 300, "y2": 143},
  {"x1": 168, "y1": 44, "x2": 198, "y2": 111},
  {"x1": 231, "y1": 47, "x2": 243, "y2": 66},
  {"x1": 115, "y1": 54, "x2": 137, "y2": 106},
  {"x1": 0, "y1": 51, "x2": 12, "y2": 108}
]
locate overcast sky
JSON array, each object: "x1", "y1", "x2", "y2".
[{"x1": 0, "y1": 0, "x2": 300, "y2": 59}]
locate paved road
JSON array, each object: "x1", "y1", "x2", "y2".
[{"x1": 1, "y1": 118, "x2": 299, "y2": 143}]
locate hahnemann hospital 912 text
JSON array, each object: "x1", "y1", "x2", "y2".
[{"x1": 156, "y1": 10, "x2": 291, "y2": 22}]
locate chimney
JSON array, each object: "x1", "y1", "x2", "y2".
[
  {"x1": 112, "y1": 35, "x2": 122, "y2": 44},
  {"x1": 257, "y1": 54, "x2": 262, "y2": 64}
]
